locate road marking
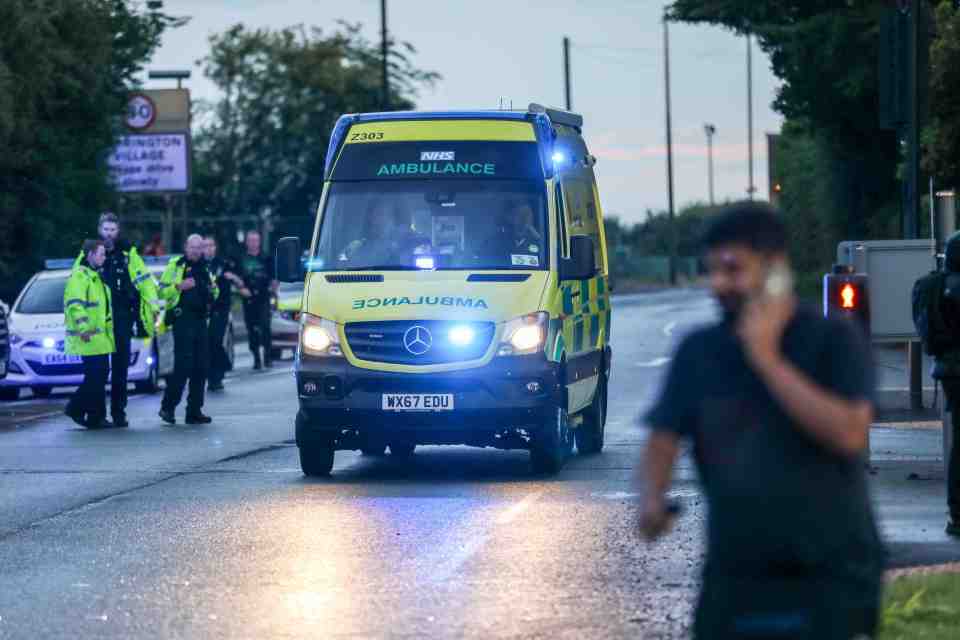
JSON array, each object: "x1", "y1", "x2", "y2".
[
  {"x1": 634, "y1": 357, "x2": 671, "y2": 368},
  {"x1": 432, "y1": 492, "x2": 543, "y2": 584},
  {"x1": 662, "y1": 321, "x2": 677, "y2": 337}
]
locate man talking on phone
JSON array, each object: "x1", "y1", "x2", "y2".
[{"x1": 638, "y1": 203, "x2": 884, "y2": 639}]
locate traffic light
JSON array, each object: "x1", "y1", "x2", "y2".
[{"x1": 823, "y1": 266, "x2": 870, "y2": 334}]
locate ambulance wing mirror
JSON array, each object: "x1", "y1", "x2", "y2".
[
  {"x1": 276, "y1": 237, "x2": 303, "y2": 283},
  {"x1": 561, "y1": 236, "x2": 596, "y2": 281}
]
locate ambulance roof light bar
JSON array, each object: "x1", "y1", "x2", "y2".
[{"x1": 527, "y1": 103, "x2": 583, "y2": 130}]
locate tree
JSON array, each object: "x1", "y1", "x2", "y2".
[
  {"x1": 668, "y1": 1, "x2": 901, "y2": 242},
  {"x1": 190, "y1": 23, "x2": 439, "y2": 243},
  {"x1": 0, "y1": 0, "x2": 182, "y2": 299},
  {"x1": 923, "y1": 1, "x2": 960, "y2": 186}
]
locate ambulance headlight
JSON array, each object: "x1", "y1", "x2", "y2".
[
  {"x1": 448, "y1": 325, "x2": 475, "y2": 347},
  {"x1": 301, "y1": 314, "x2": 342, "y2": 357},
  {"x1": 499, "y1": 312, "x2": 549, "y2": 356},
  {"x1": 42, "y1": 337, "x2": 56, "y2": 349}
]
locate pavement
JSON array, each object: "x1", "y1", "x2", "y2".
[{"x1": 0, "y1": 288, "x2": 956, "y2": 639}]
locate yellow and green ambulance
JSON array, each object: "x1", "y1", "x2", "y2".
[{"x1": 276, "y1": 104, "x2": 611, "y2": 476}]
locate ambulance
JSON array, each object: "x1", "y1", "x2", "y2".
[{"x1": 276, "y1": 104, "x2": 611, "y2": 476}]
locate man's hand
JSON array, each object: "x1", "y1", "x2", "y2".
[
  {"x1": 638, "y1": 496, "x2": 673, "y2": 541},
  {"x1": 738, "y1": 294, "x2": 796, "y2": 370},
  {"x1": 239, "y1": 287, "x2": 252, "y2": 298},
  {"x1": 177, "y1": 277, "x2": 196, "y2": 292}
]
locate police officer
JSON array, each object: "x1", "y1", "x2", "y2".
[
  {"x1": 64, "y1": 240, "x2": 115, "y2": 429},
  {"x1": 158, "y1": 234, "x2": 219, "y2": 425},
  {"x1": 204, "y1": 235, "x2": 241, "y2": 391},
  {"x1": 238, "y1": 230, "x2": 277, "y2": 369},
  {"x1": 932, "y1": 232, "x2": 960, "y2": 537},
  {"x1": 95, "y1": 212, "x2": 160, "y2": 428}
]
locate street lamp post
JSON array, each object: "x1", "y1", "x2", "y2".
[
  {"x1": 663, "y1": 15, "x2": 677, "y2": 286},
  {"x1": 704, "y1": 123, "x2": 716, "y2": 206}
]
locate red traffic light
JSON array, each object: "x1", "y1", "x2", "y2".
[{"x1": 840, "y1": 283, "x2": 856, "y2": 309}]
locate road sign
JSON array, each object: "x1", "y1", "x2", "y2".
[
  {"x1": 107, "y1": 133, "x2": 189, "y2": 193},
  {"x1": 125, "y1": 94, "x2": 157, "y2": 131}
]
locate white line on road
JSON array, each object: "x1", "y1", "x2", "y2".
[
  {"x1": 662, "y1": 321, "x2": 677, "y2": 337},
  {"x1": 634, "y1": 357, "x2": 671, "y2": 368},
  {"x1": 432, "y1": 491, "x2": 543, "y2": 584}
]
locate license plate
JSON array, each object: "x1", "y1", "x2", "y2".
[
  {"x1": 381, "y1": 393, "x2": 454, "y2": 412},
  {"x1": 43, "y1": 353, "x2": 81, "y2": 365}
]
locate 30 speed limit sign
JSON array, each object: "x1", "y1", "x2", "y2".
[{"x1": 126, "y1": 94, "x2": 157, "y2": 131}]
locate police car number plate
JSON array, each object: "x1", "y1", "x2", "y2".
[
  {"x1": 43, "y1": 353, "x2": 81, "y2": 365},
  {"x1": 382, "y1": 393, "x2": 454, "y2": 411}
]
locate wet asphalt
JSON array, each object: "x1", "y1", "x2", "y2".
[{"x1": 0, "y1": 288, "x2": 957, "y2": 639}]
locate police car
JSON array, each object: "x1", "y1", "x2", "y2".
[
  {"x1": 0, "y1": 257, "x2": 235, "y2": 401},
  {"x1": 271, "y1": 281, "x2": 303, "y2": 360}
]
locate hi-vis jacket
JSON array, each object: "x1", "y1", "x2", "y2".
[
  {"x1": 73, "y1": 244, "x2": 160, "y2": 337},
  {"x1": 157, "y1": 257, "x2": 219, "y2": 332},
  {"x1": 63, "y1": 264, "x2": 115, "y2": 356}
]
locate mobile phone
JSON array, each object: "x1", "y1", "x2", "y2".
[{"x1": 763, "y1": 263, "x2": 794, "y2": 299}]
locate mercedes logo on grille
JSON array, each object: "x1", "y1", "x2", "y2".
[{"x1": 403, "y1": 325, "x2": 432, "y2": 356}]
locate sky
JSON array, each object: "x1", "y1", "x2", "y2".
[{"x1": 148, "y1": 0, "x2": 783, "y2": 225}]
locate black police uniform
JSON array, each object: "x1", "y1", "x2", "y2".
[
  {"x1": 102, "y1": 240, "x2": 139, "y2": 423},
  {"x1": 160, "y1": 258, "x2": 214, "y2": 419},
  {"x1": 932, "y1": 233, "x2": 960, "y2": 532},
  {"x1": 207, "y1": 256, "x2": 235, "y2": 390},
  {"x1": 239, "y1": 252, "x2": 274, "y2": 368}
]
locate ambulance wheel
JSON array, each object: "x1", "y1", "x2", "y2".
[
  {"x1": 576, "y1": 373, "x2": 607, "y2": 455},
  {"x1": 0, "y1": 387, "x2": 20, "y2": 402},
  {"x1": 31, "y1": 386, "x2": 53, "y2": 398},
  {"x1": 531, "y1": 404, "x2": 572, "y2": 475},
  {"x1": 389, "y1": 442, "x2": 416, "y2": 458},
  {"x1": 299, "y1": 443, "x2": 335, "y2": 477}
]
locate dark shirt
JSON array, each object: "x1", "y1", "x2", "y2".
[
  {"x1": 207, "y1": 256, "x2": 235, "y2": 311},
  {"x1": 239, "y1": 253, "x2": 274, "y2": 305},
  {"x1": 179, "y1": 259, "x2": 212, "y2": 316},
  {"x1": 103, "y1": 243, "x2": 136, "y2": 316},
  {"x1": 645, "y1": 306, "x2": 884, "y2": 578}
]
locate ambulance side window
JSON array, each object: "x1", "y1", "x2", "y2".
[{"x1": 554, "y1": 181, "x2": 568, "y2": 260}]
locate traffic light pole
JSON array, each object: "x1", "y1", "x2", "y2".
[{"x1": 563, "y1": 36, "x2": 572, "y2": 111}]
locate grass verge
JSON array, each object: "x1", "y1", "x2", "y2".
[{"x1": 880, "y1": 572, "x2": 960, "y2": 639}]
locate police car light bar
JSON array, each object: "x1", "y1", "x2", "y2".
[{"x1": 43, "y1": 259, "x2": 76, "y2": 270}]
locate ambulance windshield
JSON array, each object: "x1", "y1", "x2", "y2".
[{"x1": 311, "y1": 180, "x2": 548, "y2": 271}]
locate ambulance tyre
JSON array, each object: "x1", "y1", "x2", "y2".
[
  {"x1": 576, "y1": 373, "x2": 607, "y2": 455},
  {"x1": 531, "y1": 404, "x2": 572, "y2": 475},
  {"x1": 299, "y1": 442, "x2": 335, "y2": 477}
]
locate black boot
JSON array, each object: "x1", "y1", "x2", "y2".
[
  {"x1": 185, "y1": 412, "x2": 212, "y2": 425},
  {"x1": 64, "y1": 404, "x2": 87, "y2": 427},
  {"x1": 253, "y1": 352, "x2": 262, "y2": 370}
]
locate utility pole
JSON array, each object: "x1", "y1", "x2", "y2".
[
  {"x1": 380, "y1": 0, "x2": 389, "y2": 110},
  {"x1": 563, "y1": 36, "x2": 572, "y2": 111},
  {"x1": 705, "y1": 124, "x2": 717, "y2": 206},
  {"x1": 746, "y1": 33, "x2": 756, "y2": 200},
  {"x1": 663, "y1": 16, "x2": 677, "y2": 286}
]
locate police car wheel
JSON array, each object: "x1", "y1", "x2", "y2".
[
  {"x1": 389, "y1": 442, "x2": 416, "y2": 458},
  {"x1": 575, "y1": 374, "x2": 607, "y2": 455},
  {"x1": 361, "y1": 445, "x2": 387, "y2": 456},
  {"x1": 299, "y1": 443, "x2": 335, "y2": 477},
  {"x1": 531, "y1": 404, "x2": 571, "y2": 474},
  {"x1": 0, "y1": 387, "x2": 20, "y2": 402},
  {"x1": 31, "y1": 386, "x2": 53, "y2": 398}
]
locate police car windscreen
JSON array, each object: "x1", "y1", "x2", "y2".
[
  {"x1": 17, "y1": 277, "x2": 67, "y2": 314},
  {"x1": 312, "y1": 179, "x2": 548, "y2": 271}
]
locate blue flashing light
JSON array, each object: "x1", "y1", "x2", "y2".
[
  {"x1": 353, "y1": 110, "x2": 530, "y2": 123},
  {"x1": 415, "y1": 256, "x2": 436, "y2": 270},
  {"x1": 531, "y1": 113, "x2": 556, "y2": 179},
  {"x1": 551, "y1": 152, "x2": 566, "y2": 164},
  {"x1": 324, "y1": 114, "x2": 357, "y2": 180},
  {"x1": 449, "y1": 326, "x2": 475, "y2": 347}
]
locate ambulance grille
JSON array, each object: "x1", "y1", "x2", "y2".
[
  {"x1": 344, "y1": 320, "x2": 495, "y2": 365},
  {"x1": 325, "y1": 274, "x2": 384, "y2": 283}
]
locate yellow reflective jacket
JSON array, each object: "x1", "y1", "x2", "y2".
[
  {"x1": 157, "y1": 257, "x2": 220, "y2": 333},
  {"x1": 63, "y1": 264, "x2": 115, "y2": 356},
  {"x1": 73, "y1": 245, "x2": 160, "y2": 337}
]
